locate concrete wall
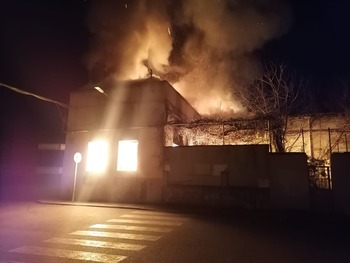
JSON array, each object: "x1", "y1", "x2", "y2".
[
  {"x1": 69, "y1": 102, "x2": 166, "y2": 130},
  {"x1": 72, "y1": 176, "x2": 162, "y2": 204},
  {"x1": 269, "y1": 153, "x2": 310, "y2": 210},
  {"x1": 163, "y1": 185, "x2": 269, "y2": 209},
  {"x1": 163, "y1": 145, "x2": 270, "y2": 208},
  {"x1": 331, "y1": 153, "x2": 350, "y2": 214},
  {"x1": 164, "y1": 147, "x2": 310, "y2": 210},
  {"x1": 68, "y1": 79, "x2": 200, "y2": 131},
  {"x1": 1, "y1": 142, "x2": 64, "y2": 202},
  {"x1": 68, "y1": 90, "x2": 167, "y2": 131},
  {"x1": 164, "y1": 145, "x2": 269, "y2": 187}
]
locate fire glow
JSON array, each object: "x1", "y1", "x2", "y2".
[
  {"x1": 87, "y1": 0, "x2": 292, "y2": 116},
  {"x1": 117, "y1": 140, "x2": 138, "y2": 172},
  {"x1": 86, "y1": 140, "x2": 108, "y2": 173}
]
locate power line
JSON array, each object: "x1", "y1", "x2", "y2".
[{"x1": 0, "y1": 82, "x2": 69, "y2": 109}]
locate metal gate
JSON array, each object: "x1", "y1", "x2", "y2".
[{"x1": 309, "y1": 165, "x2": 331, "y2": 189}]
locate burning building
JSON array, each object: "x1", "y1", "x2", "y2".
[
  {"x1": 60, "y1": 76, "x2": 350, "y2": 210},
  {"x1": 57, "y1": 1, "x2": 349, "y2": 209},
  {"x1": 61, "y1": 77, "x2": 200, "y2": 203},
  {"x1": 60, "y1": 76, "x2": 311, "y2": 210}
]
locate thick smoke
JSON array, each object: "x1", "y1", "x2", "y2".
[{"x1": 86, "y1": 0, "x2": 291, "y2": 115}]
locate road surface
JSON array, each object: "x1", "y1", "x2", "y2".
[{"x1": 1, "y1": 202, "x2": 350, "y2": 262}]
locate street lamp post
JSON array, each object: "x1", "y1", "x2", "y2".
[{"x1": 72, "y1": 152, "x2": 82, "y2": 202}]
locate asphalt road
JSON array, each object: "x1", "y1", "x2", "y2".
[{"x1": 1, "y1": 202, "x2": 350, "y2": 262}]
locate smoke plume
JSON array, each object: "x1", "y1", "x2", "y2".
[{"x1": 86, "y1": 0, "x2": 292, "y2": 115}]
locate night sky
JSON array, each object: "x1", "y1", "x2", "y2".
[
  {"x1": 0, "y1": 0, "x2": 89, "y2": 145},
  {"x1": 0, "y1": 0, "x2": 349, "y2": 145},
  {"x1": 261, "y1": 1, "x2": 350, "y2": 110}
]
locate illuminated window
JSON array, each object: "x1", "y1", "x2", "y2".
[
  {"x1": 86, "y1": 140, "x2": 108, "y2": 173},
  {"x1": 117, "y1": 140, "x2": 138, "y2": 172}
]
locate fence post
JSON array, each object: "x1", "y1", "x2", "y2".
[
  {"x1": 301, "y1": 128, "x2": 305, "y2": 152},
  {"x1": 326, "y1": 166, "x2": 332, "y2": 190},
  {"x1": 345, "y1": 134, "x2": 348, "y2": 152},
  {"x1": 222, "y1": 121, "x2": 225, "y2": 145},
  {"x1": 309, "y1": 117, "x2": 314, "y2": 159},
  {"x1": 328, "y1": 128, "x2": 332, "y2": 160},
  {"x1": 328, "y1": 128, "x2": 333, "y2": 190}
]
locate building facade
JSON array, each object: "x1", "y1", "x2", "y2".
[
  {"x1": 60, "y1": 78, "x2": 348, "y2": 210},
  {"x1": 61, "y1": 77, "x2": 200, "y2": 203}
]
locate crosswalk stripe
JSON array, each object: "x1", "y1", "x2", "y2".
[
  {"x1": 108, "y1": 219, "x2": 182, "y2": 226},
  {"x1": 9, "y1": 246, "x2": 126, "y2": 262},
  {"x1": 121, "y1": 214, "x2": 185, "y2": 221},
  {"x1": 45, "y1": 237, "x2": 146, "y2": 251},
  {"x1": 90, "y1": 224, "x2": 173, "y2": 233},
  {"x1": 71, "y1": 230, "x2": 161, "y2": 241}
]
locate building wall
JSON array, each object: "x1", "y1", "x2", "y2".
[
  {"x1": 164, "y1": 146, "x2": 311, "y2": 210},
  {"x1": 36, "y1": 144, "x2": 64, "y2": 200},
  {"x1": 164, "y1": 145, "x2": 269, "y2": 187},
  {"x1": 61, "y1": 79, "x2": 200, "y2": 203},
  {"x1": 163, "y1": 145, "x2": 270, "y2": 208},
  {"x1": 269, "y1": 153, "x2": 310, "y2": 210},
  {"x1": 61, "y1": 126, "x2": 165, "y2": 203},
  {"x1": 67, "y1": 79, "x2": 200, "y2": 131},
  {"x1": 68, "y1": 94, "x2": 167, "y2": 131},
  {"x1": 331, "y1": 153, "x2": 350, "y2": 214}
]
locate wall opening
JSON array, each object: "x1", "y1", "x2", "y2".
[
  {"x1": 86, "y1": 140, "x2": 108, "y2": 173},
  {"x1": 117, "y1": 140, "x2": 138, "y2": 172}
]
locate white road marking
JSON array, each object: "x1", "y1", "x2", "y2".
[
  {"x1": 9, "y1": 246, "x2": 126, "y2": 262},
  {"x1": 71, "y1": 230, "x2": 161, "y2": 241},
  {"x1": 90, "y1": 223, "x2": 173, "y2": 233},
  {"x1": 45, "y1": 237, "x2": 146, "y2": 251},
  {"x1": 108, "y1": 218, "x2": 182, "y2": 226}
]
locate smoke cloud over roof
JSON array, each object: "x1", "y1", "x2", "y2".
[{"x1": 86, "y1": 0, "x2": 292, "y2": 115}]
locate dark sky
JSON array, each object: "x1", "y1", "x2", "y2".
[
  {"x1": 0, "y1": 0, "x2": 349, "y2": 143},
  {"x1": 261, "y1": 1, "x2": 350, "y2": 109},
  {"x1": 0, "y1": 0, "x2": 89, "y2": 144},
  {"x1": 0, "y1": 0, "x2": 89, "y2": 99}
]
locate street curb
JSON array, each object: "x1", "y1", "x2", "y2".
[
  {"x1": 36, "y1": 200, "x2": 350, "y2": 222},
  {"x1": 37, "y1": 200, "x2": 157, "y2": 211},
  {"x1": 36, "y1": 200, "x2": 234, "y2": 216}
]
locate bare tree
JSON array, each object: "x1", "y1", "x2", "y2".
[{"x1": 237, "y1": 63, "x2": 304, "y2": 152}]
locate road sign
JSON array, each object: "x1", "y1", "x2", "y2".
[{"x1": 74, "y1": 152, "x2": 82, "y2": 164}]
